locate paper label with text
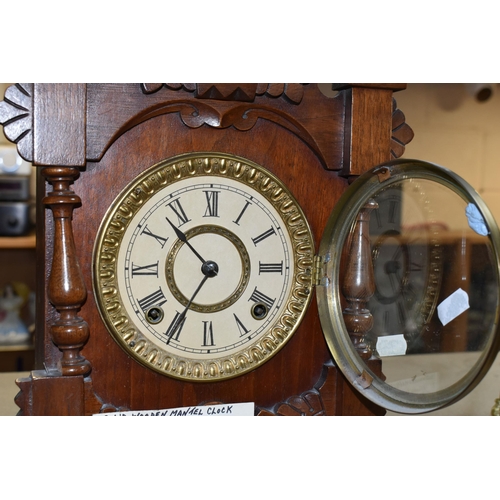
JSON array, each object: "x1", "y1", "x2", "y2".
[{"x1": 93, "y1": 402, "x2": 255, "y2": 417}]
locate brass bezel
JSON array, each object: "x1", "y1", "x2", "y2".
[
  {"x1": 317, "y1": 159, "x2": 500, "y2": 414},
  {"x1": 93, "y1": 152, "x2": 315, "y2": 382}
]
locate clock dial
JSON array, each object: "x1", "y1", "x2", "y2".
[{"x1": 93, "y1": 153, "x2": 314, "y2": 381}]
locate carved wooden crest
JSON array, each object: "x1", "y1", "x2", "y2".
[{"x1": 141, "y1": 83, "x2": 305, "y2": 104}]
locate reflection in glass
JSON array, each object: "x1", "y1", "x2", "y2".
[{"x1": 362, "y1": 178, "x2": 498, "y2": 394}]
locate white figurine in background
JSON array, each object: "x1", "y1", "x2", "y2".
[{"x1": 0, "y1": 284, "x2": 30, "y2": 344}]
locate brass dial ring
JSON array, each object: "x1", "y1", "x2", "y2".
[{"x1": 165, "y1": 224, "x2": 251, "y2": 313}]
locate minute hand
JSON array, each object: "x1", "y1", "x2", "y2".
[
  {"x1": 166, "y1": 217, "x2": 206, "y2": 264},
  {"x1": 166, "y1": 274, "x2": 209, "y2": 344}
]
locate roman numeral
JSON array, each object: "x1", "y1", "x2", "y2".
[
  {"x1": 409, "y1": 261, "x2": 423, "y2": 272},
  {"x1": 249, "y1": 287, "x2": 275, "y2": 310},
  {"x1": 397, "y1": 300, "x2": 407, "y2": 325},
  {"x1": 258, "y1": 261, "x2": 283, "y2": 274},
  {"x1": 384, "y1": 310, "x2": 391, "y2": 331},
  {"x1": 165, "y1": 312, "x2": 186, "y2": 343},
  {"x1": 141, "y1": 225, "x2": 168, "y2": 248},
  {"x1": 166, "y1": 198, "x2": 191, "y2": 227},
  {"x1": 234, "y1": 314, "x2": 250, "y2": 337},
  {"x1": 388, "y1": 200, "x2": 398, "y2": 224},
  {"x1": 202, "y1": 321, "x2": 215, "y2": 346},
  {"x1": 137, "y1": 287, "x2": 167, "y2": 312},
  {"x1": 251, "y1": 226, "x2": 276, "y2": 246},
  {"x1": 233, "y1": 200, "x2": 251, "y2": 226},
  {"x1": 203, "y1": 190, "x2": 220, "y2": 218},
  {"x1": 131, "y1": 261, "x2": 159, "y2": 277}
]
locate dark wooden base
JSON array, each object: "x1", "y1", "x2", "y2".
[{"x1": 15, "y1": 359, "x2": 385, "y2": 416}]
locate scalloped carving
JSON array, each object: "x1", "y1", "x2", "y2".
[
  {"x1": 256, "y1": 384, "x2": 327, "y2": 416},
  {"x1": 256, "y1": 83, "x2": 305, "y2": 104},
  {"x1": 0, "y1": 83, "x2": 33, "y2": 161},
  {"x1": 141, "y1": 83, "x2": 305, "y2": 104},
  {"x1": 142, "y1": 83, "x2": 196, "y2": 94},
  {"x1": 270, "y1": 391, "x2": 325, "y2": 416},
  {"x1": 391, "y1": 98, "x2": 414, "y2": 159}
]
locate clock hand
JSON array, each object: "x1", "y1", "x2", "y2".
[
  {"x1": 391, "y1": 244, "x2": 402, "y2": 262},
  {"x1": 166, "y1": 216, "x2": 207, "y2": 265},
  {"x1": 166, "y1": 274, "x2": 210, "y2": 344},
  {"x1": 388, "y1": 270, "x2": 400, "y2": 295}
]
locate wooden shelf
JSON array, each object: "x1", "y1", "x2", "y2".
[
  {"x1": 0, "y1": 343, "x2": 34, "y2": 352},
  {"x1": 0, "y1": 345, "x2": 35, "y2": 372},
  {"x1": 0, "y1": 232, "x2": 36, "y2": 249}
]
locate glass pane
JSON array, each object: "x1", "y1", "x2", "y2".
[{"x1": 365, "y1": 177, "x2": 498, "y2": 394}]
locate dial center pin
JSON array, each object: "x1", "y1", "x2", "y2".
[{"x1": 202, "y1": 260, "x2": 219, "y2": 278}]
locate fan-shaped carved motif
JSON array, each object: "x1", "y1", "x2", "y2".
[
  {"x1": 0, "y1": 83, "x2": 33, "y2": 161},
  {"x1": 391, "y1": 98, "x2": 414, "y2": 159}
]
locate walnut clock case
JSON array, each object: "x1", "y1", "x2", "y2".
[{"x1": 0, "y1": 83, "x2": 431, "y2": 416}]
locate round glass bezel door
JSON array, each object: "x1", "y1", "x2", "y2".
[{"x1": 317, "y1": 158, "x2": 500, "y2": 414}]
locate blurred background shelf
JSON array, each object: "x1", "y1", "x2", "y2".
[
  {"x1": 0, "y1": 232, "x2": 36, "y2": 372},
  {"x1": 0, "y1": 231, "x2": 36, "y2": 249},
  {"x1": 0, "y1": 344, "x2": 34, "y2": 372}
]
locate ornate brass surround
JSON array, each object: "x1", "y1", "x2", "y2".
[{"x1": 93, "y1": 152, "x2": 315, "y2": 382}]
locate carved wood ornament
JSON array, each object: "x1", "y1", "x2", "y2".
[{"x1": 0, "y1": 83, "x2": 413, "y2": 416}]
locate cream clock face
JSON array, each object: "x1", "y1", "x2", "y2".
[{"x1": 93, "y1": 153, "x2": 314, "y2": 382}]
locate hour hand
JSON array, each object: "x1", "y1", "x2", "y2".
[{"x1": 166, "y1": 217, "x2": 206, "y2": 264}]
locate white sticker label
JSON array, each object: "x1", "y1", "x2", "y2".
[
  {"x1": 376, "y1": 334, "x2": 407, "y2": 357},
  {"x1": 93, "y1": 402, "x2": 255, "y2": 417},
  {"x1": 437, "y1": 288, "x2": 470, "y2": 326}
]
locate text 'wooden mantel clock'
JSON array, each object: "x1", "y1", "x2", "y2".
[{"x1": 1, "y1": 83, "x2": 499, "y2": 416}]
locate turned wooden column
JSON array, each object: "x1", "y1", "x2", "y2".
[
  {"x1": 342, "y1": 200, "x2": 378, "y2": 359},
  {"x1": 42, "y1": 166, "x2": 91, "y2": 376}
]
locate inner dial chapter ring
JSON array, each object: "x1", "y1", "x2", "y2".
[
  {"x1": 165, "y1": 224, "x2": 251, "y2": 313},
  {"x1": 92, "y1": 153, "x2": 315, "y2": 382}
]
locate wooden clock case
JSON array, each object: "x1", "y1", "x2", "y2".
[{"x1": 0, "y1": 83, "x2": 413, "y2": 416}]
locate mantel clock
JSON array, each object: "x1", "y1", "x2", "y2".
[{"x1": 1, "y1": 83, "x2": 499, "y2": 416}]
